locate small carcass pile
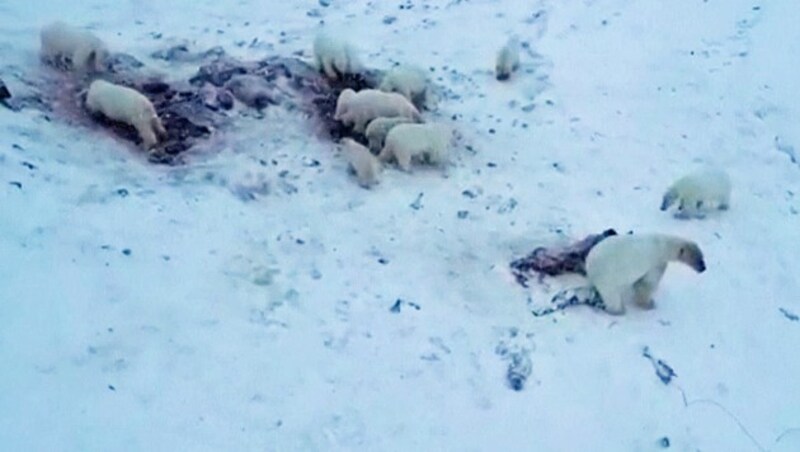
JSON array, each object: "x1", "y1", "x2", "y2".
[
  {"x1": 510, "y1": 229, "x2": 618, "y2": 287},
  {"x1": 510, "y1": 229, "x2": 618, "y2": 316}
]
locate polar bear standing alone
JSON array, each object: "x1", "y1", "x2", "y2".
[
  {"x1": 313, "y1": 33, "x2": 361, "y2": 80},
  {"x1": 585, "y1": 233, "x2": 706, "y2": 315},
  {"x1": 379, "y1": 65, "x2": 429, "y2": 108},
  {"x1": 334, "y1": 88, "x2": 421, "y2": 134},
  {"x1": 365, "y1": 116, "x2": 414, "y2": 152},
  {"x1": 495, "y1": 37, "x2": 520, "y2": 81},
  {"x1": 661, "y1": 169, "x2": 731, "y2": 219},
  {"x1": 86, "y1": 80, "x2": 168, "y2": 150},
  {"x1": 378, "y1": 123, "x2": 451, "y2": 171},
  {"x1": 340, "y1": 138, "x2": 382, "y2": 188},
  {"x1": 40, "y1": 21, "x2": 109, "y2": 73}
]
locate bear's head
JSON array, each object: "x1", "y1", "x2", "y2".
[
  {"x1": 88, "y1": 46, "x2": 110, "y2": 73},
  {"x1": 677, "y1": 242, "x2": 706, "y2": 273},
  {"x1": 660, "y1": 189, "x2": 678, "y2": 211},
  {"x1": 333, "y1": 88, "x2": 356, "y2": 120}
]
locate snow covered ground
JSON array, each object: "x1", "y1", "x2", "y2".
[{"x1": 1, "y1": 0, "x2": 799, "y2": 450}]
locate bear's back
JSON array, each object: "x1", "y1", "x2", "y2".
[
  {"x1": 88, "y1": 81, "x2": 150, "y2": 120},
  {"x1": 586, "y1": 235, "x2": 666, "y2": 287}
]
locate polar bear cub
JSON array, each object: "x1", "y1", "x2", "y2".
[
  {"x1": 40, "y1": 21, "x2": 109, "y2": 73},
  {"x1": 661, "y1": 168, "x2": 731, "y2": 219},
  {"x1": 585, "y1": 233, "x2": 706, "y2": 315},
  {"x1": 86, "y1": 80, "x2": 168, "y2": 150},
  {"x1": 379, "y1": 65, "x2": 429, "y2": 108},
  {"x1": 313, "y1": 32, "x2": 361, "y2": 80},
  {"x1": 379, "y1": 123, "x2": 451, "y2": 171},
  {"x1": 495, "y1": 37, "x2": 520, "y2": 81},
  {"x1": 365, "y1": 117, "x2": 414, "y2": 152},
  {"x1": 340, "y1": 138, "x2": 381, "y2": 188},
  {"x1": 334, "y1": 88, "x2": 421, "y2": 134}
]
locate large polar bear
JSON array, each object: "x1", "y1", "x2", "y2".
[
  {"x1": 86, "y1": 80, "x2": 168, "y2": 150},
  {"x1": 661, "y1": 168, "x2": 731, "y2": 219},
  {"x1": 40, "y1": 21, "x2": 109, "y2": 73},
  {"x1": 340, "y1": 138, "x2": 381, "y2": 188},
  {"x1": 585, "y1": 233, "x2": 706, "y2": 315},
  {"x1": 313, "y1": 32, "x2": 361, "y2": 80},
  {"x1": 378, "y1": 65, "x2": 429, "y2": 108},
  {"x1": 334, "y1": 88, "x2": 421, "y2": 134},
  {"x1": 495, "y1": 37, "x2": 520, "y2": 81},
  {"x1": 365, "y1": 116, "x2": 414, "y2": 152},
  {"x1": 378, "y1": 123, "x2": 451, "y2": 171}
]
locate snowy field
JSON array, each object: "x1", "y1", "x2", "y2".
[{"x1": 1, "y1": 0, "x2": 799, "y2": 450}]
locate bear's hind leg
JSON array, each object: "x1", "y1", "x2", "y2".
[
  {"x1": 718, "y1": 194, "x2": 730, "y2": 211},
  {"x1": 596, "y1": 283, "x2": 625, "y2": 315}
]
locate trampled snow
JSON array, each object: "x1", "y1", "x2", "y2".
[{"x1": 1, "y1": 0, "x2": 798, "y2": 450}]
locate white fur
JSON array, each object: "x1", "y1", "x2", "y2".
[
  {"x1": 340, "y1": 138, "x2": 381, "y2": 188},
  {"x1": 86, "y1": 80, "x2": 167, "y2": 150},
  {"x1": 495, "y1": 37, "x2": 520, "y2": 81},
  {"x1": 40, "y1": 21, "x2": 109, "y2": 73},
  {"x1": 334, "y1": 88, "x2": 421, "y2": 134},
  {"x1": 379, "y1": 65, "x2": 429, "y2": 107},
  {"x1": 585, "y1": 234, "x2": 706, "y2": 315},
  {"x1": 661, "y1": 169, "x2": 732, "y2": 218},
  {"x1": 378, "y1": 123, "x2": 451, "y2": 171},
  {"x1": 365, "y1": 116, "x2": 414, "y2": 152},
  {"x1": 313, "y1": 33, "x2": 361, "y2": 80}
]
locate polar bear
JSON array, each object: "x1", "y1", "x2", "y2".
[
  {"x1": 340, "y1": 138, "x2": 381, "y2": 188},
  {"x1": 334, "y1": 88, "x2": 422, "y2": 134},
  {"x1": 365, "y1": 116, "x2": 414, "y2": 152},
  {"x1": 86, "y1": 80, "x2": 168, "y2": 150},
  {"x1": 378, "y1": 123, "x2": 451, "y2": 171},
  {"x1": 379, "y1": 65, "x2": 429, "y2": 108},
  {"x1": 585, "y1": 233, "x2": 706, "y2": 315},
  {"x1": 313, "y1": 32, "x2": 361, "y2": 80},
  {"x1": 495, "y1": 37, "x2": 520, "y2": 81},
  {"x1": 661, "y1": 169, "x2": 731, "y2": 219},
  {"x1": 40, "y1": 21, "x2": 109, "y2": 73}
]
